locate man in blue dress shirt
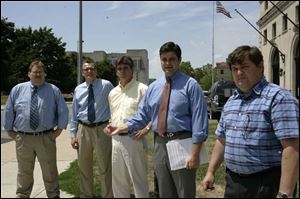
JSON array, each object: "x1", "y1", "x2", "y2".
[
  {"x1": 70, "y1": 60, "x2": 114, "y2": 198},
  {"x1": 3, "y1": 60, "x2": 69, "y2": 198},
  {"x1": 202, "y1": 45, "x2": 299, "y2": 198},
  {"x1": 108, "y1": 41, "x2": 209, "y2": 198}
]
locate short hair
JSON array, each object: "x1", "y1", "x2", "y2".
[
  {"x1": 227, "y1": 45, "x2": 263, "y2": 70},
  {"x1": 29, "y1": 60, "x2": 46, "y2": 72},
  {"x1": 159, "y1": 41, "x2": 182, "y2": 60},
  {"x1": 116, "y1": 56, "x2": 134, "y2": 69},
  {"x1": 82, "y1": 60, "x2": 96, "y2": 68}
]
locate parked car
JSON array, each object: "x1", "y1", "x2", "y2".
[{"x1": 206, "y1": 80, "x2": 236, "y2": 120}]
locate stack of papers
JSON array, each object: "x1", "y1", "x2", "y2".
[{"x1": 166, "y1": 138, "x2": 209, "y2": 171}]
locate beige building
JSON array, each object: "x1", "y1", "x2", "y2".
[
  {"x1": 215, "y1": 62, "x2": 233, "y2": 81},
  {"x1": 257, "y1": 1, "x2": 299, "y2": 99},
  {"x1": 82, "y1": 49, "x2": 149, "y2": 85}
]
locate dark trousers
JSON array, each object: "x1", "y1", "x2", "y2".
[
  {"x1": 224, "y1": 166, "x2": 281, "y2": 198},
  {"x1": 154, "y1": 134, "x2": 196, "y2": 198}
]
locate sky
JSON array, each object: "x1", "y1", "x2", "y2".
[{"x1": 1, "y1": 1, "x2": 260, "y2": 79}]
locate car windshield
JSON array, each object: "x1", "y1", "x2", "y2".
[{"x1": 209, "y1": 80, "x2": 236, "y2": 96}]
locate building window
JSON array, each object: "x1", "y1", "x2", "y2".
[
  {"x1": 263, "y1": 29, "x2": 267, "y2": 45},
  {"x1": 282, "y1": 14, "x2": 288, "y2": 33},
  {"x1": 272, "y1": 23, "x2": 276, "y2": 39},
  {"x1": 220, "y1": 70, "x2": 224, "y2": 75},
  {"x1": 264, "y1": 1, "x2": 268, "y2": 10}
]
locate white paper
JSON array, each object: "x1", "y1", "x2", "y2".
[{"x1": 166, "y1": 138, "x2": 209, "y2": 171}]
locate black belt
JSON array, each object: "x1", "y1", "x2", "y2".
[
  {"x1": 118, "y1": 133, "x2": 128, "y2": 136},
  {"x1": 226, "y1": 166, "x2": 281, "y2": 177},
  {"x1": 79, "y1": 120, "x2": 108, "y2": 127},
  {"x1": 18, "y1": 129, "x2": 53, "y2": 136},
  {"x1": 155, "y1": 131, "x2": 192, "y2": 140}
]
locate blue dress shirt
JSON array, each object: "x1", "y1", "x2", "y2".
[
  {"x1": 4, "y1": 81, "x2": 69, "y2": 132},
  {"x1": 127, "y1": 70, "x2": 208, "y2": 143},
  {"x1": 70, "y1": 79, "x2": 114, "y2": 137}
]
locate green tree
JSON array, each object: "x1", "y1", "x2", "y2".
[
  {"x1": 1, "y1": 18, "x2": 17, "y2": 92},
  {"x1": 179, "y1": 61, "x2": 194, "y2": 77},
  {"x1": 96, "y1": 60, "x2": 118, "y2": 86},
  {"x1": 1, "y1": 18, "x2": 73, "y2": 92},
  {"x1": 200, "y1": 64, "x2": 213, "y2": 91}
]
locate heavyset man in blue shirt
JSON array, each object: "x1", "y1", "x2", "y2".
[
  {"x1": 202, "y1": 45, "x2": 299, "y2": 198},
  {"x1": 108, "y1": 41, "x2": 208, "y2": 198},
  {"x1": 3, "y1": 60, "x2": 69, "y2": 198}
]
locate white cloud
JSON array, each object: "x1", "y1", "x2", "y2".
[
  {"x1": 106, "y1": 1, "x2": 122, "y2": 10},
  {"x1": 149, "y1": 48, "x2": 162, "y2": 79}
]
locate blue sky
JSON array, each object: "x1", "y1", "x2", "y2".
[{"x1": 1, "y1": 1, "x2": 259, "y2": 78}]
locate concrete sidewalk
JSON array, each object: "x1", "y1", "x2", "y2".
[{"x1": 1, "y1": 125, "x2": 77, "y2": 198}]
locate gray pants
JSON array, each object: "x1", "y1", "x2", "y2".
[{"x1": 154, "y1": 135, "x2": 196, "y2": 198}]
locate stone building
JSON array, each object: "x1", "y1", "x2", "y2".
[
  {"x1": 79, "y1": 49, "x2": 149, "y2": 85},
  {"x1": 257, "y1": 1, "x2": 299, "y2": 99}
]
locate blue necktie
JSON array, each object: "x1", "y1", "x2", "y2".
[
  {"x1": 30, "y1": 86, "x2": 39, "y2": 130},
  {"x1": 88, "y1": 84, "x2": 95, "y2": 122}
]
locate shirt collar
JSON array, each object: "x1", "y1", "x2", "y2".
[
  {"x1": 119, "y1": 78, "x2": 135, "y2": 91},
  {"x1": 233, "y1": 77, "x2": 268, "y2": 99}
]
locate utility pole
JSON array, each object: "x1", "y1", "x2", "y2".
[{"x1": 77, "y1": 1, "x2": 83, "y2": 85}]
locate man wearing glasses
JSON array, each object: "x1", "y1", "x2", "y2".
[
  {"x1": 70, "y1": 60, "x2": 114, "y2": 198},
  {"x1": 202, "y1": 45, "x2": 299, "y2": 198}
]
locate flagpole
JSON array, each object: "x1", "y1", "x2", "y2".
[{"x1": 212, "y1": 1, "x2": 215, "y2": 86}]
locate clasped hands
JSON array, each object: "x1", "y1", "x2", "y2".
[{"x1": 103, "y1": 124, "x2": 150, "y2": 140}]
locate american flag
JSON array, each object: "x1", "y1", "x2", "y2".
[{"x1": 216, "y1": 1, "x2": 232, "y2": 18}]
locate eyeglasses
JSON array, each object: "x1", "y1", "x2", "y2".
[
  {"x1": 83, "y1": 68, "x2": 96, "y2": 72},
  {"x1": 117, "y1": 66, "x2": 130, "y2": 71}
]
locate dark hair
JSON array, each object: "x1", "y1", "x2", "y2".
[
  {"x1": 82, "y1": 60, "x2": 96, "y2": 68},
  {"x1": 159, "y1": 41, "x2": 182, "y2": 60},
  {"x1": 116, "y1": 56, "x2": 134, "y2": 69},
  {"x1": 227, "y1": 45, "x2": 263, "y2": 70},
  {"x1": 29, "y1": 60, "x2": 46, "y2": 72}
]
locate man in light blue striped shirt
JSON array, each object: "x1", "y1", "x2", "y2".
[
  {"x1": 3, "y1": 60, "x2": 68, "y2": 198},
  {"x1": 202, "y1": 46, "x2": 299, "y2": 198}
]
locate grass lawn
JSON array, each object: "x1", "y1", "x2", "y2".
[
  {"x1": 59, "y1": 120, "x2": 225, "y2": 197},
  {"x1": 59, "y1": 120, "x2": 298, "y2": 197},
  {"x1": 1, "y1": 95, "x2": 8, "y2": 105}
]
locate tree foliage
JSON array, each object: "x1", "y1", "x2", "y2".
[{"x1": 1, "y1": 17, "x2": 74, "y2": 93}]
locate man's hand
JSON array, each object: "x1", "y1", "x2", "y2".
[
  {"x1": 71, "y1": 137, "x2": 79, "y2": 149},
  {"x1": 51, "y1": 129, "x2": 62, "y2": 138},
  {"x1": 202, "y1": 171, "x2": 215, "y2": 191},
  {"x1": 7, "y1": 130, "x2": 17, "y2": 139},
  {"x1": 104, "y1": 124, "x2": 117, "y2": 136}
]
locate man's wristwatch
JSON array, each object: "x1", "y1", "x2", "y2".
[
  {"x1": 146, "y1": 126, "x2": 150, "y2": 131},
  {"x1": 277, "y1": 192, "x2": 292, "y2": 198}
]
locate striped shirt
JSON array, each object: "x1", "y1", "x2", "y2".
[
  {"x1": 70, "y1": 79, "x2": 114, "y2": 137},
  {"x1": 4, "y1": 81, "x2": 68, "y2": 132},
  {"x1": 216, "y1": 77, "x2": 299, "y2": 174}
]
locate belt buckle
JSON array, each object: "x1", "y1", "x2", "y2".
[{"x1": 166, "y1": 133, "x2": 174, "y2": 138}]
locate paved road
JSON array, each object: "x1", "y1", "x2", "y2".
[{"x1": 1, "y1": 103, "x2": 73, "y2": 144}]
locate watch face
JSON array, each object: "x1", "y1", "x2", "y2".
[{"x1": 281, "y1": 193, "x2": 288, "y2": 198}]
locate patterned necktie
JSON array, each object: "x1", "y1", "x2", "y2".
[
  {"x1": 88, "y1": 84, "x2": 96, "y2": 122},
  {"x1": 30, "y1": 86, "x2": 39, "y2": 130},
  {"x1": 157, "y1": 77, "x2": 172, "y2": 136}
]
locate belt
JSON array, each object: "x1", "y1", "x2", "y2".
[
  {"x1": 118, "y1": 133, "x2": 129, "y2": 136},
  {"x1": 226, "y1": 166, "x2": 281, "y2": 177},
  {"x1": 18, "y1": 129, "x2": 53, "y2": 136},
  {"x1": 156, "y1": 131, "x2": 192, "y2": 140},
  {"x1": 78, "y1": 120, "x2": 108, "y2": 127}
]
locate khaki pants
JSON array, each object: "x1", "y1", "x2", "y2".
[
  {"x1": 112, "y1": 135, "x2": 149, "y2": 198},
  {"x1": 15, "y1": 133, "x2": 59, "y2": 198},
  {"x1": 77, "y1": 124, "x2": 113, "y2": 198}
]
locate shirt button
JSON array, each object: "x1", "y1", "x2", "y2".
[{"x1": 234, "y1": 126, "x2": 237, "y2": 129}]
